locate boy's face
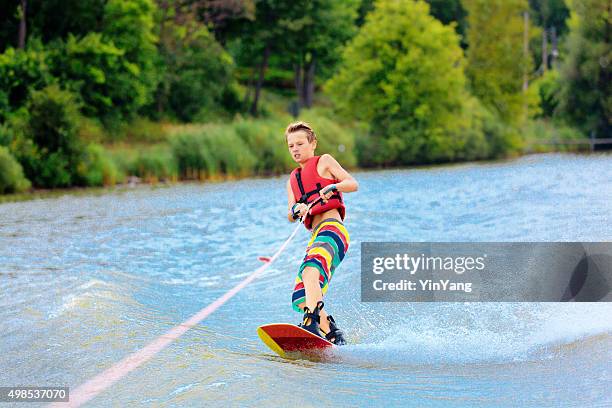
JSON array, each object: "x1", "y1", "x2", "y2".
[{"x1": 287, "y1": 130, "x2": 316, "y2": 163}]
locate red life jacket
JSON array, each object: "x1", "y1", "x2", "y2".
[{"x1": 289, "y1": 155, "x2": 346, "y2": 230}]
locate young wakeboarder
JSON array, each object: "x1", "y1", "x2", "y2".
[{"x1": 285, "y1": 121, "x2": 359, "y2": 345}]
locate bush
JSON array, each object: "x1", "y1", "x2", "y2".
[
  {"x1": 354, "y1": 96, "x2": 521, "y2": 166},
  {"x1": 28, "y1": 85, "x2": 81, "y2": 150},
  {"x1": 325, "y1": 0, "x2": 474, "y2": 166},
  {"x1": 442, "y1": 96, "x2": 491, "y2": 162},
  {"x1": 482, "y1": 110, "x2": 522, "y2": 158},
  {"x1": 16, "y1": 85, "x2": 86, "y2": 188},
  {"x1": 0, "y1": 146, "x2": 31, "y2": 193}
]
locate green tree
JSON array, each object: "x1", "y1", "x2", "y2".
[
  {"x1": 425, "y1": 0, "x2": 467, "y2": 46},
  {"x1": 362, "y1": 1, "x2": 468, "y2": 44},
  {"x1": 29, "y1": 0, "x2": 106, "y2": 44},
  {"x1": 155, "y1": 19, "x2": 237, "y2": 122},
  {"x1": 229, "y1": 0, "x2": 358, "y2": 114},
  {"x1": 464, "y1": 0, "x2": 535, "y2": 125},
  {"x1": 557, "y1": 0, "x2": 610, "y2": 138},
  {"x1": 326, "y1": 0, "x2": 478, "y2": 165},
  {"x1": 102, "y1": 0, "x2": 159, "y2": 119},
  {"x1": 237, "y1": 0, "x2": 295, "y2": 115},
  {"x1": 49, "y1": 33, "x2": 143, "y2": 125},
  {"x1": 152, "y1": 1, "x2": 242, "y2": 121},
  {"x1": 0, "y1": 0, "x2": 107, "y2": 51},
  {"x1": 0, "y1": 40, "x2": 53, "y2": 122},
  {"x1": 283, "y1": 0, "x2": 360, "y2": 108},
  {"x1": 356, "y1": 0, "x2": 375, "y2": 27},
  {"x1": 528, "y1": 0, "x2": 570, "y2": 36},
  {"x1": 0, "y1": 0, "x2": 20, "y2": 51},
  {"x1": 191, "y1": 0, "x2": 256, "y2": 44},
  {"x1": 45, "y1": 0, "x2": 159, "y2": 126},
  {"x1": 1, "y1": 0, "x2": 159, "y2": 126},
  {"x1": 528, "y1": 0, "x2": 569, "y2": 74}
]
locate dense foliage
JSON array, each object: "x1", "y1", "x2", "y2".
[
  {"x1": 326, "y1": 0, "x2": 512, "y2": 165},
  {"x1": 557, "y1": 0, "x2": 611, "y2": 138},
  {"x1": 0, "y1": 0, "x2": 607, "y2": 192},
  {"x1": 13, "y1": 85, "x2": 85, "y2": 187},
  {"x1": 464, "y1": 0, "x2": 536, "y2": 124}
]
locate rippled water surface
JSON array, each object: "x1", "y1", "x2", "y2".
[{"x1": 1, "y1": 153, "x2": 611, "y2": 407}]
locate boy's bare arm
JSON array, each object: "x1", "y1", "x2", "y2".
[
  {"x1": 287, "y1": 178, "x2": 310, "y2": 222},
  {"x1": 287, "y1": 178, "x2": 298, "y2": 222},
  {"x1": 320, "y1": 154, "x2": 359, "y2": 193}
]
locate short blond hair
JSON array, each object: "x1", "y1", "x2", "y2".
[{"x1": 285, "y1": 121, "x2": 316, "y2": 142}]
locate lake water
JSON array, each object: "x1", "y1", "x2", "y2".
[{"x1": 1, "y1": 153, "x2": 611, "y2": 407}]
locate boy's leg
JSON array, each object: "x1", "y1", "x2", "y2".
[{"x1": 301, "y1": 266, "x2": 331, "y2": 334}]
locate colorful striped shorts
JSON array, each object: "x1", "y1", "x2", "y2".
[{"x1": 291, "y1": 218, "x2": 350, "y2": 312}]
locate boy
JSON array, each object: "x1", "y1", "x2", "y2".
[{"x1": 285, "y1": 121, "x2": 358, "y2": 345}]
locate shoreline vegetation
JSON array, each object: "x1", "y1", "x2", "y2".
[
  {"x1": 1, "y1": 1, "x2": 609, "y2": 199},
  {"x1": 1, "y1": 148, "x2": 605, "y2": 205},
  {"x1": 0, "y1": 88, "x2": 600, "y2": 203}
]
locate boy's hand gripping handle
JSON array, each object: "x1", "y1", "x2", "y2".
[{"x1": 298, "y1": 196, "x2": 323, "y2": 223}]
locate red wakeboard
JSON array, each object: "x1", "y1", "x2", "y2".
[{"x1": 257, "y1": 323, "x2": 334, "y2": 359}]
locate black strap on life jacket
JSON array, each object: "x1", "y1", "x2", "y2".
[
  {"x1": 295, "y1": 169, "x2": 320, "y2": 204},
  {"x1": 295, "y1": 168, "x2": 343, "y2": 206}
]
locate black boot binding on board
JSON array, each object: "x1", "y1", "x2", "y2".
[
  {"x1": 298, "y1": 301, "x2": 324, "y2": 338},
  {"x1": 324, "y1": 315, "x2": 347, "y2": 346}
]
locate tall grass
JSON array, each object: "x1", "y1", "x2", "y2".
[
  {"x1": 170, "y1": 111, "x2": 359, "y2": 181},
  {"x1": 78, "y1": 143, "x2": 121, "y2": 186},
  {"x1": 131, "y1": 146, "x2": 178, "y2": 182},
  {"x1": 233, "y1": 118, "x2": 295, "y2": 174},
  {"x1": 171, "y1": 124, "x2": 258, "y2": 180},
  {"x1": 106, "y1": 143, "x2": 177, "y2": 183}
]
